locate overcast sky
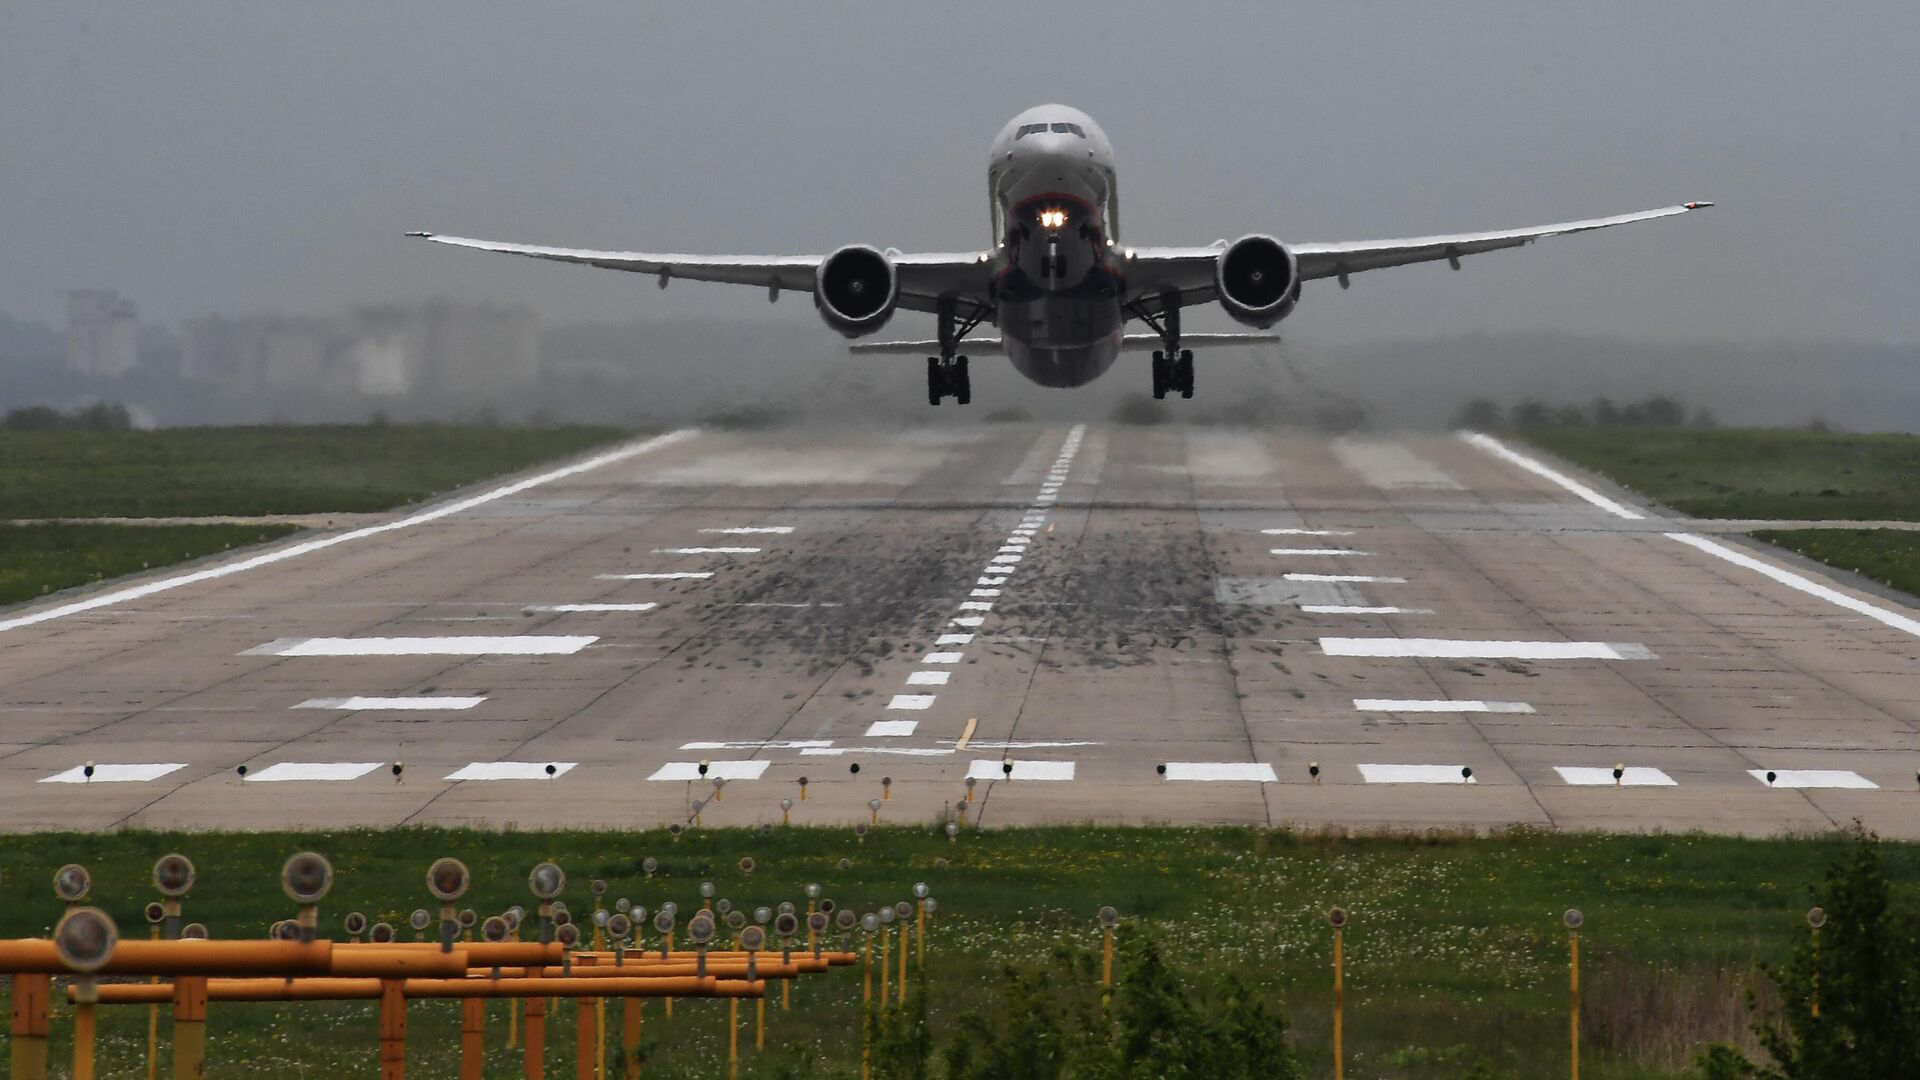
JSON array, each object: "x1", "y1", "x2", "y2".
[{"x1": 4, "y1": 2, "x2": 1916, "y2": 346}]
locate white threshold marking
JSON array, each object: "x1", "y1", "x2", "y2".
[
  {"x1": 294, "y1": 696, "x2": 487, "y2": 711},
  {"x1": 906, "y1": 671, "x2": 950, "y2": 685},
  {"x1": 1555, "y1": 766, "x2": 1675, "y2": 787},
  {"x1": 1263, "y1": 528, "x2": 1354, "y2": 536},
  {"x1": 990, "y1": 554, "x2": 1022, "y2": 564},
  {"x1": 1460, "y1": 431, "x2": 1644, "y2": 519},
  {"x1": 1667, "y1": 532, "x2": 1920, "y2": 639},
  {"x1": 700, "y1": 526, "x2": 793, "y2": 534},
  {"x1": 246, "y1": 636, "x2": 596, "y2": 657},
  {"x1": 967, "y1": 759, "x2": 1075, "y2": 781},
  {"x1": 864, "y1": 720, "x2": 919, "y2": 737},
  {"x1": 923, "y1": 651, "x2": 964, "y2": 664},
  {"x1": 526, "y1": 603, "x2": 657, "y2": 613},
  {"x1": 887, "y1": 694, "x2": 937, "y2": 711},
  {"x1": 936, "y1": 633, "x2": 974, "y2": 645},
  {"x1": 1162, "y1": 762, "x2": 1278, "y2": 782},
  {"x1": 951, "y1": 616, "x2": 985, "y2": 627},
  {"x1": 1301, "y1": 605, "x2": 1433, "y2": 615},
  {"x1": 648, "y1": 760, "x2": 771, "y2": 781},
  {"x1": 42, "y1": 763, "x2": 187, "y2": 784},
  {"x1": 977, "y1": 576, "x2": 1006, "y2": 586},
  {"x1": 1270, "y1": 548, "x2": 1372, "y2": 557},
  {"x1": 1284, "y1": 573, "x2": 1406, "y2": 584},
  {"x1": 971, "y1": 589, "x2": 1002, "y2": 597},
  {"x1": 0, "y1": 429, "x2": 696, "y2": 635},
  {"x1": 1359, "y1": 764, "x2": 1477, "y2": 784},
  {"x1": 959, "y1": 601, "x2": 993, "y2": 611},
  {"x1": 681, "y1": 740, "x2": 830, "y2": 750},
  {"x1": 800, "y1": 746, "x2": 951, "y2": 757},
  {"x1": 956, "y1": 739, "x2": 1101, "y2": 750},
  {"x1": 998, "y1": 545, "x2": 1027, "y2": 554},
  {"x1": 246, "y1": 762, "x2": 383, "y2": 782},
  {"x1": 1354, "y1": 698, "x2": 1535, "y2": 714},
  {"x1": 598, "y1": 572, "x2": 713, "y2": 581},
  {"x1": 446, "y1": 761, "x2": 577, "y2": 781},
  {"x1": 1322, "y1": 638, "x2": 1653, "y2": 660},
  {"x1": 1749, "y1": 769, "x2": 1876, "y2": 789},
  {"x1": 655, "y1": 546, "x2": 761, "y2": 555}
]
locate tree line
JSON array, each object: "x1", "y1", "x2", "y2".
[{"x1": 1451, "y1": 395, "x2": 1718, "y2": 432}]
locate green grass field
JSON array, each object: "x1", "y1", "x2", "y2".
[
  {"x1": 0, "y1": 523, "x2": 301, "y2": 606},
  {"x1": 1520, "y1": 428, "x2": 1920, "y2": 522},
  {"x1": 1752, "y1": 528, "x2": 1920, "y2": 598},
  {"x1": 3, "y1": 825, "x2": 1910, "y2": 1078},
  {"x1": 0, "y1": 424, "x2": 631, "y2": 520}
]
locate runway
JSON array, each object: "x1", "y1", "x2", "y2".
[{"x1": 1, "y1": 423, "x2": 1916, "y2": 836}]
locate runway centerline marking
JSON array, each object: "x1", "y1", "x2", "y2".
[
  {"x1": 887, "y1": 694, "x2": 937, "y2": 711},
  {"x1": 294, "y1": 696, "x2": 487, "y2": 711},
  {"x1": 906, "y1": 671, "x2": 951, "y2": 686},
  {"x1": 1263, "y1": 528, "x2": 1355, "y2": 536},
  {"x1": 1359, "y1": 764, "x2": 1478, "y2": 784},
  {"x1": 598, "y1": 572, "x2": 712, "y2": 580},
  {"x1": 951, "y1": 616, "x2": 985, "y2": 627},
  {"x1": 245, "y1": 636, "x2": 597, "y2": 657},
  {"x1": 1285, "y1": 573, "x2": 1407, "y2": 584},
  {"x1": 699, "y1": 526, "x2": 793, "y2": 534},
  {"x1": 959, "y1": 601, "x2": 993, "y2": 611},
  {"x1": 1270, "y1": 548, "x2": 1372, "y2": 557},
  {"x1": 1749, "y1": 769, "x2": 1876, "y2": 789},
  {"x1": 0, "y1": 430, "x2": 696, "y2": 634},
  {"x1": 648, "y1": 760, "x2": 770, "y2": 781},
  {"x1": 936, "y1": 633, "x2": 974, "y2": 645},
  {"x1": 1556, "y1": 766, "x2": 1675, "y2": 787},
  {"x1": 654, "y1": 546, "x2": 761, "y2": 555},
  {"x1": 1302, "y1": 605, "x2": 1433, "y2": 615},
  {"x1": 246, "y1": 762, "x2": 383, "y2": 782},
  {"x1": 526, "y1": 603, "x2": 657, "y2": 613},
  {"x1": 446, "y1": 762, "x2": 577, "y2": 781},
  {"x1": 922, "y1": 651, "x2": 964, "y2": 664},
  {"x1": 41, "y1": 763, "x2": 187, "y2": 784},
  {"x1": 1323, "y1": 638, "x2": 1653, "y2": 660},
  {"x1": 1354, "y1": 698, "x2": 1535, "y2": 714}
]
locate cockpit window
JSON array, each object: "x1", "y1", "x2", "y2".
[
  {"x1": 1049, "y1": 122, "x2": 1088, "y2": 137},
  {"x1": 1015, "y1": 121, "x2": 1087, "y2": 140},
  {"x1": 1015, "y1": 123, "x2": 1048, "y2": 139}
]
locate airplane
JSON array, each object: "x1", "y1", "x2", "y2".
[{"x1": 410, "y1": 103, "x2": 1709, "y2": 406}]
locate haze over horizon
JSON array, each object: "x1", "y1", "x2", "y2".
[{"x1": 4, "y1": 2, "x2": 1917, "y2": 351}]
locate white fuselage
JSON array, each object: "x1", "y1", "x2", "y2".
[{"x1": 986, "y1": 105, "x2": 1128, "y2": 388}]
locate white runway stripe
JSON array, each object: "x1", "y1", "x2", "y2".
[
  {"x1": 654, "y1": 547, "x2": 760, "y2": 555},
  {"x1": 951, "y1": 616, "x2": 985, "y2": 627},
  {"x1": 245, "y1": 762, "x2": 383, "y2": 782},
  {"x1": 526, "y1": 603, "x2": 657, "y2": 613},
  {"x1": 1161, "y1": 762, "x2": 1278, "y2": 782},
  {"x1": 295, "y1": 696, "x2": 487, "y2": 711},
  {"x1": 967, "y1": 759, "x2": 1075, "y2": 781},
  {"x1": 1359, "y1": 764, "x2": 1477, "y2": 784},
  {"x1": 971, "y1": 588, "x2": 1001, "y2": 597},
  {"x1": 800, "y1": 746, "x2": 952, "y2": 757},
  {"x1": 1461, "y1": 432, "x2": 1644, "y2": 519},
  {"x1": 446, "y1": 762, "x2": 576, "y2": 781},
  {"x1": 864, "y1": 720, "x2": 919, "y2": 737},
  {"x1": 1301, "y1": 606, "x2": 1433, "y2": 615},
  {"x1": 1284, "y1": 573, "x2": 1407, "y2": 584},
  {"x1": 1263, "y1": 528, "x2": 1355, "y2": 536},
  {"x1": 1667, "y1": 531, "x2": 1920, "y2": 639},
  {"x1": 700, "y1": 526, "x2": 793, "y2": 534},
  {"x1": 1555, "y1": 766, "x2": 1675, "y2": 787},
  {"x1": 906, "y1": 671, "x2": 950, "y2": 685},
  {"x1": 1749, "y1": 769, "x2": 1876, "y2": 789},
  {"x1": 1270, "y1": 548, "x2": 1372, "y2": 557},
  {"x1": 246, "y1": 636, "x2": 596, "y2": 657},
  {"x1": 959, "y1": 601, "x2": 993, "y2": 611},
  {"x1": 887, "y1": 694, "x2": 937, "y2": 710},
  {"x1": 648, "y1": 760, "x2": 770, "y2": 781},
  {"x1": 1323, "y1": 638, "x2": 1653, "y2": 660},
  {"x1": 922, "y1": 651, "x2": 964, "y2": 663},
  {"x1": 0, "y1": 429, "x2": 696, "y2": 635},
  {"x1": 1354, "y1": 698, "x2": 1535, "y2": 714},
  {"x1": 681, "y1": 740, "x2": 829, "y2": 750},
  {"x1": 41, "y1": 763, "x2": 187, "y2": 784},
  {"x1": 936, "y1": 633, "x2": 974, "y2": 645},
  {"x1": 598, "y1": 572, "x2": 712, "y2": 580}
]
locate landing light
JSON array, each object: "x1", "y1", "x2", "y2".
[{"x1": 1038, "y1": 208, "x2": 1067, "y2": 230}]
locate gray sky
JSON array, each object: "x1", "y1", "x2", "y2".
[{"x1": 4, "y1": 2, "x2": 1916, "y2": 345}]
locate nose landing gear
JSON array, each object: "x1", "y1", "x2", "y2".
[{"x1": 927, "y1": 356, "x2": 971, "y2": 406}]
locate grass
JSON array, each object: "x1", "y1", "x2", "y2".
[
  {"x1": 0, "y1": 523, "x2": 302, "y2": 606},
  {"x1": 1519, "y1": 428, "x2": 1920, "y2": 521},
  {"x1": 1752, "y1": 528, "x2": 1920, "y2": 598},
  {"x1": 2, "y1": 825, "x2": 1912, "y2": 1078},
  {"x1": 0, "y1": 424, "x2": 632, "y2": 519}
]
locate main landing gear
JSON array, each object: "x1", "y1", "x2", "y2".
[
  {"x1": 1129, "y1": 295, "x2": 1194, "y2": 399},
  {"x1": 927, "y1": 296, "x2": 987, "y2": 406},
  {"x1": 927, "y1": 355, "x2": 971, "y2": 405}
]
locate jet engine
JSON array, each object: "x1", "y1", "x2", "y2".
[
  {"x1": 1214, "y1": 235, "x2": 1300, "y2": 328},
  {"x1": 814, "y1": 245, "x2": 899, "y2": 337}
]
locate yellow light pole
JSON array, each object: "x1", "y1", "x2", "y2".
[
  {"x1": 1806, "y1": 907, "x2": 1825, "y2": 1018},
  {"x1": 56, "y1": 908, "x2": 117, "y2": 1080},
  {"x1": 878, "y1": 909, "x2": 894, "y2": 1007},
  {"x1": 894, "y1": 902, "x2": 911, "y2": 1005},
  {"x1": 1564, "y1": 909, "x2": 1584, "y2": 1080},
  {"x1": 860, "y1": 913, "x2": 879, "y2": 1080},
  {"x1": 1327, "y1": 906, "x2": 1347, "y2": 1080}
]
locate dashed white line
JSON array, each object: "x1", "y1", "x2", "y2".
[
  {"x1": 598, "y1": 572, "x2": 713, "y2": 581},
  {"x1": 923, "y1": 652, "x2": 964, "y2": 663},
  {"x1": 951, "y1": 616, "x2": 985, "y2": 627},
  {"x1": 1323, "y1": 638, "x2": 1653, "y2": 660},
  {"x1": 936, "y1": 633, "x2": 974, "y2": 645},
  {"x1": 246, "y1": 636, "x2": 597, "y2": 657},
  {"x1": 887, "y1": 694, "x2": 937, "y2": 711},
  {"x1": 654, "y1": 547, "x2": 761, "y2": 555},
  {"x1": 1284, "y1": 573, "x2": 1406, "y2": 584},
  {"x1": 864, "y1": 720, "x2": 919, "y2": 737},
  {"x1": 906, "y1": 671, "x2": 951, "y2": 686},
  {"x1": 526, "y1": 603, "x2": 657, "y2": 613},
  {"x1": 1353, "y1": 698, "x2": 1535, "y2": 714},
  {"x1": 959, "y1": 601, "x2": 993, "y2": 611},
  {"x1": 1263, "y1": 528, "x2": 1355, "y2": 536},
  {"x1": 294, "y1": 696, "x2": 487, "y2": 711},
  {"x1": 700, "y1": 526, "x2": 794, "y2": 534},
  {"x1": 1301, "y1": 605, "x2": 1432, "y2": 615}
]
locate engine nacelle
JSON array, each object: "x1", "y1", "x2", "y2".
[
  {"x1": 1214, "y1": 234, "x2": 1300, "y2": 328},
  {"x1": 814, "y1": 245, "x2": 899, "y2": 337}
]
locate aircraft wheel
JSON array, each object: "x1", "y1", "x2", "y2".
[
  {"x1": 926, "y1": 357, "x2": 943, "y2": 406},
  {"x1": 955, "y1": 364, "x2": 971, "y2": 405},
  {"x1": 1177, "y1": 351, "x2": 1195, "y2": 399},
  {"x1": 1151, "y1": 352, "x2": 1170, "y2": 399}
]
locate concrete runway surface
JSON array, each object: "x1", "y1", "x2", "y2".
[{"x1": 1, "y1": 424, "x2": 1916, "y2": 836}]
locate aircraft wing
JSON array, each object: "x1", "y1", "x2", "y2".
[
  {"x1": 1119, "y1": 202, "x2": 1712, "y2": 309},
  {"x1": 406, "y1": 233, "x2": 992, "y2": 313}
]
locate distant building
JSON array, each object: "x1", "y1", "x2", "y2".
[
  {"x1": 348, "y1": 301, "x2": 539, "y2": 400},
  {"x1": 66, "y1": 290, "x2": 138, "y2": 378},
  {"x1": 181, "y1": 315, "x2": 350, "y2": 392}
]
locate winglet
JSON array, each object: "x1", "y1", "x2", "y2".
[
  {"x1": 405, "y1": 231, "x2": 434, "y2": 238},
  {"x1": 1681, "y1": 201, "x2": 1714, "y2": 210}
]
